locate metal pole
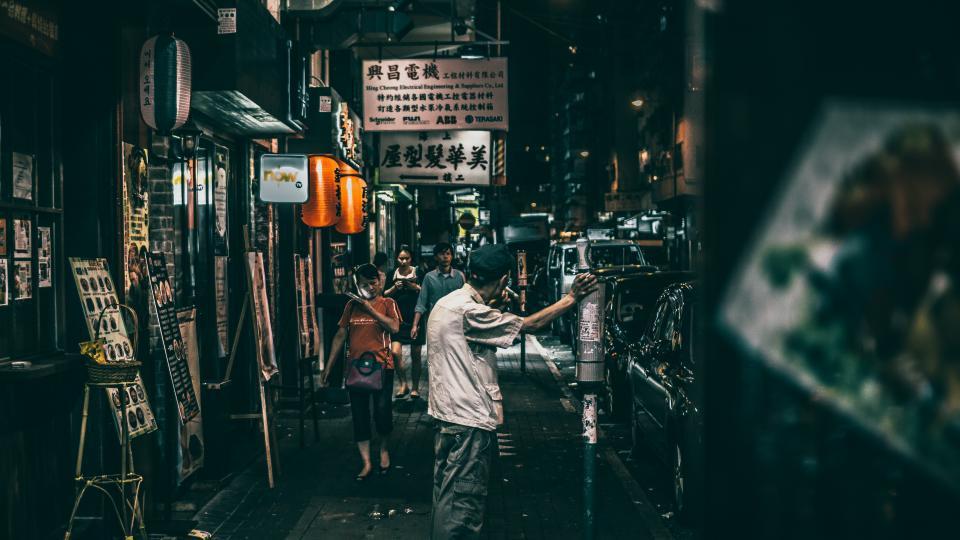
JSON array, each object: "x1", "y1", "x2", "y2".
[
  {"x1": 517, "y1": 251, "x2": 527, "y2": 373},
  {"x1": 574, "y1": 238, "x2": 603, "y2": 539},
  {"x1": 119, "y1": 384, "x2": 131, "y2": 540},
  {"x1": 582, "y1": 394, "x2": 597, "y2": 540}
]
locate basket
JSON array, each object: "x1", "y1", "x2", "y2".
[
  {"x1": 85, "y1": 358, "x2": 142, "y2": 385},
  {"x1": 81, "y1": 303, "x2": 141, "y2": 385}
]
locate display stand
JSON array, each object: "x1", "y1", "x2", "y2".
[
  {"x1": 64, "y1": 381, "x2": 146, "y2": 540},
  {"x1": 203, "y1": 231, "x2": 280, "y2": 488}
]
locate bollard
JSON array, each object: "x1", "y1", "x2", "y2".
[{"x1": 582, "y1": 394, "x2": 598, "y2": 540}]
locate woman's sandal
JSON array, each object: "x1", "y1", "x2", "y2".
[
  {"x1": 409, "y1": 390, "x2": 420, "y2": 400},
  {"x1": 394, "y1": 386, "x2": 410, "y2": 399},
  {"x1": 356, "y1": 467, "x2": 372, "y2": 481}
]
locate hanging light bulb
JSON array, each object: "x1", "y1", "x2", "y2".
[{"x1": 301, "y1": 155, "x2": 340, "y2": 228}]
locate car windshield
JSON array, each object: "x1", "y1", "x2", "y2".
[
  {"x1": 563, "y1": 244, "x2": 645, "y2": 275},
  {"x1": 615, "y1": 284, "x2": 665, "y2": 334}
]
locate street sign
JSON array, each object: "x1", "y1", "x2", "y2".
[
  {"x1": 378, "y1": 131, "x2": 491, "y2": 186},
  {"x1": 458, "y1": 212, "x2": 476, "y2": 231},
  {"x1": 259, "y1": 154, "x2": 308, "y2": 203},
  {"x1": 362, "y1": 58, "x2": 508, "y2": 132}
]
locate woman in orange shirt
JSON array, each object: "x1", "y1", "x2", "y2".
[{"x1": 321, "y1": 264, "x2": 401, "y2": 480}]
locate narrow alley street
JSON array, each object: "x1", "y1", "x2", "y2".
[{"x1": 190, "y1": 339, "x2": 669, "y2": 539}]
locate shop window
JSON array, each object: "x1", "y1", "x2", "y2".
[{"x1": 0, "y1": 53, "x2": 62, "y2": 361}]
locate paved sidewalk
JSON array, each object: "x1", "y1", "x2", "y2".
[{"x1": 192, "y1": 337, "x2": 658, "y2": 539}]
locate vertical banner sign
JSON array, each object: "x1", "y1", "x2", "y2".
[
  {"x1": 122, "y1": 143, "x2": 151, "y2": 350},
  {"x1": 294, "y1": 255, "x2": 321, "y2": 362},
  {"x1": 362, "y1": 58, "x2": 509, "y2": 132},
  {"x1": 69, "y1": 258, "x2": 158, "y2": 439},
  {"x1": 246, "y1": 252, "x2": 280, "y2": 381},
  {"x1": 213, "y1": 146, "x2": 229, "y2": 255},
  {"x1": 176, "y1": 308, "x2": 205, "y2": 483},
  {"x1": 259, "y1": 154, "x2": 309, "y2": 203},
  {"x1": 378, "y1": 131, "x2": 491, "y2": 186},
  {"x1": 214, "y1": 256, "x2": 229, "y2": 358},
  {"x1": 145, "y1": 252, "x2": 201, "y2": 424}
]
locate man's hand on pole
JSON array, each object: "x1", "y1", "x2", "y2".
[{"x1": 567, "y1": 273, "x2": 599, "y2": 302}]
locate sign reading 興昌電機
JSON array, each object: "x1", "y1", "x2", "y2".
[
  {"x1": 362, "y1": 58, "x2": 508, "y2": 132},
  {"x1": 378, "y1": 131, "x2": 491, "y2": 186}
]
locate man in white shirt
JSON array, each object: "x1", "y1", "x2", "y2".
[{"x1": 427, "y1": 244, "x2": 598, "y2": 539}]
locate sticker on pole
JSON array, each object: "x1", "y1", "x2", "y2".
[
  {"x1": 259, "y1": 154, "x2": 308, "y2": 203},
  {"x1": 578, "y1": 301, "x2": 601, "y2": 341}
]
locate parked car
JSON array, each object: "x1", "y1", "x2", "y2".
[
  {"x1": 600, "y1": 270, "x2": 696, "y2": 420},
  {"x1": 543, "y1": 240, "x2": 650, "y2": 341},
  {"x1": 627, "y1": 281, "x2": 702, "y2": 516}
]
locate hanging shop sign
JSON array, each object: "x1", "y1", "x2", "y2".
[
  {"x1": 69, "y1": 258, "x2": 159, "y2": 439},
  {"x1": 140, "y1": 34, "x2": 192, "y2": 133},
  {"x1": 336, "y1": 101, "x2": 363, "y2": 170},
  {"x1": 361, "y1": 57, "x2": 508, "y2": 132},
  {"x1": 259, "y1": 154, "x2": 308, "y2": 203},
  {"x1": 0, "y1": 0, "x2": 59, "y2": 56},
  {"x1": 145, "y1": 252, "x2": 201, "y2": 424},
  {"x1": 378, "y1": 130, "x2": 491, "y2": 186},
  {"x1": 288, "y1": 87, "x2": 364, "y2": 171}
]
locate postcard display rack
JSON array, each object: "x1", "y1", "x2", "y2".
[{"x1": 65, "y1": 258, "x2": 156, "y2": 540}]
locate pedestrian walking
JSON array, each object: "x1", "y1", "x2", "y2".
[
  {"x1": 427, "y1": 244, "x2": 598, "y2": 539},
  {"x1": 321, "y1": 264, "x2": 402, "y2": 481},
  {"x1": 410, "y1": 242, "x2": 466, "y2": 399},
  {"x1": 383, "y1": 245, "x2": 424, "y2": 398}
]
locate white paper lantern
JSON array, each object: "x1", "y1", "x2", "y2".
[{"x1": 140, "y1": 35, "x2": 192, "y2": 133}]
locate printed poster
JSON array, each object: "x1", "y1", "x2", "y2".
[
  {"x1": 294, "y1": 254, "x2": 321, "y2": 362},
  {"x1": 145, "y1": 252, "x2": 201, "y2": 424},
  {"x1": 14, "y1": 261, "x2": 31, "y2": 300},
  {"x1": 177, "y1": 308, "x2": 205, "y2": 483},
  {"x1": 37, "y1": 226, "x2": 51, "y2": 287},
  {"x1": 214, "y1": 256, "x2": 229, "y2": 358},
  {"x1": 13, "y1": 219, "x2": 30, "y2": 259},
  {"x1": 70, "y1": 257, "x2": 158, "y2": 439},
  {"x1": 246, "y1": 252, "x2": 279, "y2": 381},
  {"x1": 213, "y1": 146, "x2": 228, "y2": 255},
  {"x1": 0, "y1": 260, "x2": 8, "y2": 306},
  {"x1": 12, "y1": 152, "x2": 34, "y2": 201}
]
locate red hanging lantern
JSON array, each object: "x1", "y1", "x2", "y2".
[
  {"x1": 334, "y1": 166, "x2": 369, "y2": 235},
  {"x1": 301, "y1": 155, "x2": 340, "y2": 228}
]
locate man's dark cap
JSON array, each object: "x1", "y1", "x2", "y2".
[{"x1": 469, "y1": 244, "x2": 514, "y2": 281}]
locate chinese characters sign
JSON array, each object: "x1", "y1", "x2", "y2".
[
  {"x1": 379, "y1": 131, "x2": 491, "y2": 186},
  {"x1": 362, "y1": 58, "x2": 508, "y2": 132}
]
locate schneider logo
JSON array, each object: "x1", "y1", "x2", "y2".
[
  {"x1": 466, "y1": 115, "x2": 503, "y2": 124},
  {"x1": 370, "y1": 117, "x2": 396, "y2": 126}
]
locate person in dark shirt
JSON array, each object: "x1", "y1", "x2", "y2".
[{"x1": 383, "y1": 246, "x2": 424, "y2": 398}]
